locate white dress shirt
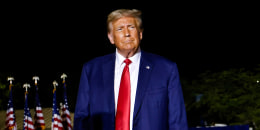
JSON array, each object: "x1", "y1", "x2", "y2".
[{"x1": 114, "y1": 48, "x2": 141, "y2": 130}]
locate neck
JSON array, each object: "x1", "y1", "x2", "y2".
[{"x1": 117, "y1": 47, "x2": 140, "y2": 58}]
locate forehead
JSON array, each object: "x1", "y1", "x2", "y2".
[{"x1": 113, "y1": 17, "x2": 136, "y2": 26}]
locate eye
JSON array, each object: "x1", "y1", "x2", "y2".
[
  {"x1": 130, "y1": 26, "x2": 135, "y2": 29},
  {"x1": 128, "y1": 25, "x2": 136, "y2": 30},
  {"x1": 116, "y1": 28, "x2": 122, "y2": 31}
]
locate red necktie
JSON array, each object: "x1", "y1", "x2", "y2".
[{"x1": 115, "y1": 58, "x2": 132, "y2": 130}]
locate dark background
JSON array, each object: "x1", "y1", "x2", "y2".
[{"x1": 1, "y1": 2, "x2": 259, "y2": 111}]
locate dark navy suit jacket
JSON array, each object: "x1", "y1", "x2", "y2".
[{"x1": 73, "y1": 51, "x2": 188, "y2": 130}]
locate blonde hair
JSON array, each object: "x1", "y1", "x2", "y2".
[{"x1": 107, "y1": 9, "x2": 143, "y2": 33}]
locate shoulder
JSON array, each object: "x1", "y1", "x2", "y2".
[
  {"x1": 142, "y1": 51, "x2": 177, "y2": 66},
  {"x1": 141, "y1": 51, "x2": 180, "y2": 77}
]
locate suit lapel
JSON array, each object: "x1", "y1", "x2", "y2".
[
  {"x1": 102, "y1": 53, "x2": 116, "y2": 116},
  {"x1": 101, "y1": 52, "x2": 154, "y2": 120},
  {"x1": 133, "y1": 51, "x2": 153, "y2": 119}
]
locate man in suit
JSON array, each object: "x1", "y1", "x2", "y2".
[{"x1": 73, "y1": 8, "x2": 188, "y2": 130}]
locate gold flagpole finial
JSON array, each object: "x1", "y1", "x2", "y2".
[
  {"x1": 23, "y1": 83, "x2": 30, "y2": 92},
  {"x1": 32, "y1": 76, "x2": 40, "y2": 85},
  {"x1": 7, "y1": 77, "x2": 14, "y2": 90},
  {"x1": 61, "y1": 73, "x2": 67, "y2": 84},
  {"x1": 53, "y1": 80, "x2": 58, "y2": 88}
]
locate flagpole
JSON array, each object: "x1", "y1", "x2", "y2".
[
  {"x1": 23, "y1": 83, "x2": 30, "y2": 130},
  {"x1": 61, "y1": 73, "x2": 67, "y2": 83},
  {"x1": 52, "y1": 80, "x2": 63, "y2": 129},
  {"x1": 33, "y1": 76, "x2": 39, "y2": 130},
  {"x1": 53, "y1": 80, "x2": 58, "y2": 90},
  {"x1": 7, "y1": 77, "x2": 14, "y2": 90},
  {"x1": 23, "y1": 83, "x2": 30, "y2": 93},
  {"x1": 60, "y1": 73, "x2": 72, "y2": 130},
  {"x1": 33, "y1": 76, "x2": 39, "y2": 86},
  {"x1": 33, "y1": 76, "x2": 45, "y2": 130},
  {"x1": 6, "y1": 77, "x2": 17, "y2": 130},
  {"x1": 52, "y1": 80, "x2": 58, "y2": 130}
]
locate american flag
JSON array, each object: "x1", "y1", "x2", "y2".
[
  {"x1": 34, "y1": 84, "x2": 45, "y2": 130},
  {"x1": 60, "y1": 81, "x2": 72, "y2": 130},
  {"x1": 5, "y1": 84, "x2": 17, "y2": 130},
  {"x1": 23, "y1": 92, "x2": 35, "y2": 130},
  {"x1": 52, "y1": 87, "x2": 63, "y2": 130}
]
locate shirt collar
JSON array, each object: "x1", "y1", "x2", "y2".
[{"x1": 116, "y1": 48, "x2": 141, "y2": 66}]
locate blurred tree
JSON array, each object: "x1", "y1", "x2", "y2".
[{"x1": 185, "y1": 64, "x2": 260, "y2": 129}]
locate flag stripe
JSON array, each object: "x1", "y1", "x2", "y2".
[
  {"x1": 23, "y1": 92, "x2": 35, "y2": 130},
  {"x1": 5, "y1": 85, "x2": 17, "y2": 130},
  {"x1": 52, "y1": 87, "x2": 63, "y2": 130},
  {"x1": 34, "y1": 84, "x2": 45, "y2": 130},
  {"x1": 61, "y1": 81, "x2": 72, "y2": 130}
]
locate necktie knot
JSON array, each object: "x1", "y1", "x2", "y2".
[{"x1": 124, "y1": 59, "x2": 132, "y2": 66}]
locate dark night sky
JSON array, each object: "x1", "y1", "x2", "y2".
[{"x1": 1, "y1": 2, "x2": 259, "y2": 109}]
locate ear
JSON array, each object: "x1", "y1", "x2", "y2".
[
  {"x1": 107, "y1": 33, "x2": 114, "y2": 44},
  {"x1": 139, "y1": 31, "x2": 143, "y2": 40}
]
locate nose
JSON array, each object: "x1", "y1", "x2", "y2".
[{"x1": 125, "y1": 29, "x2": 130, "y2": 37}]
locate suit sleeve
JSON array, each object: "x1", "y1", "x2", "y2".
[
  {"x1": 168, "y1": 63, "x2": 188, "y2": 130},
  {"x1": 73, "y1": 65, "x2": 91, "y2": 129}
]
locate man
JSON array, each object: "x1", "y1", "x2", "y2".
[{"x1": 74, "y1": 8, "x2": 188, "y2": 130}]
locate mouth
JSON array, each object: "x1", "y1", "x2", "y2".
[{"x1": 124, "y1": 39, "x2": 134, "y2": 43}]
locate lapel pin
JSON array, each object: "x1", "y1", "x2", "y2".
[{"x1": 146, "y1": 66, "x2": 150, "y2": 69}]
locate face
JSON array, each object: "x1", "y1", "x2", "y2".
[{"x1": 108, "y1": 17, "x2": 143, "y2": 58}]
